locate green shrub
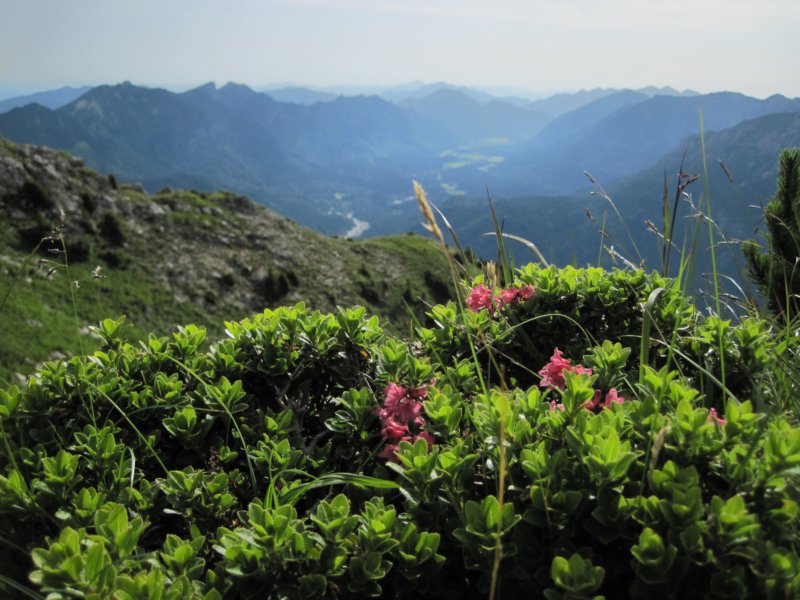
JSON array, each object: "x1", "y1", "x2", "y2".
[{"x1": 0, "y1": 266, "x2": 798, "y2": 599}]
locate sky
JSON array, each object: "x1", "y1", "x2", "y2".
[{"x1": 1, "y1": 0, "x2": 799, "y2": 99}]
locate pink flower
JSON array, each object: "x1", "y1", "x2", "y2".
[
  {"x1": 708, "y1": 408, "x2": 725, "y2": 426},
  {"x1": 498, "y1": 284, "x2": 536, "y2": 306},
  {"x1": 584, "y1": 389, "x2": 602, "y2": 411},
  {"x1": 377, "y1": 442, "x2": 398, "y2": 460},
  {"x1": 518, "y1": 285, "x2": 535, "y2": 301},
  {"x1": 538, "y1": 348, "x2": 593, "y2": 391},
  {"x1": 407, "y1": 385, "x2": 428, "y2": 400},
  {"x1": 549, "y1": 400, "x2": 565, "y2": 412},
  {"x1": 497, "y1": 284, "x2": 536, "y2": 307},
  {"x1": 393, "y1": 398, "x2": 423, "y2": 423},
  {"x1": 381, "y1": 416, "x2": 409, "y2": 440},
  {"x1": 602, "y1": 389, "x2": 624, "y2": 408},
  {"x1": 375, "y1": 382, "x2": 436, "y2": 461},
  {"x1": 467, "y1": 283, "x2": 535, "y2": 313},
  {"x1": 380, "y1": 383, "x2": 423, "y2": 422},
  {"x1": 498, "y1": 287, "x2": 520, "y2": 306},
  {"x1": 383, "y1": 383, "x2": 407, "y2": 408},
  {"x1": 539, "y1": 348, "x2": 571, "y2": 390},
  {"x1": 466, "y1": 284, "x2": 495, "y2": 313},
  {"x1": 583, "y1": 389, "x2": 625, "y2": 412}
]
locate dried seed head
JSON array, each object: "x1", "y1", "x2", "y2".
[
  {"x1": 485, "y1": 261, "x2": 500, "y2": 290},
  {"x1": 413, "y1": 180, "x2": 445, "y2": 248}
]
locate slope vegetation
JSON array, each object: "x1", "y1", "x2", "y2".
[{"x1": 0, "y1": 137, "x2": 453, "y2": 381}]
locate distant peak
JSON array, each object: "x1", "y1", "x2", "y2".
[
  {"x1": 220, "y1": 82, "x2": 252, "y2": 92},
  {"x1": 219, "y1": 82, "x2": 257, "y2": 96}
]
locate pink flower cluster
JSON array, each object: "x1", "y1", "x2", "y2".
[
  {"x1": 539, "y1": 348, "x2": 625, "y2": 413},
  {"x1": 708, "y1": 408, "x2": 726, "y2": 426},
  {"x1": 539, "y1": 348, "x2": 593, "y2": 390},
  {"x1": 374, "y1": 383, "x2": 435, "y2": 462},
  {"x1": 466, "y1": 284, "x2": 535, "y2": 314},
  {"x1": 584, "y1": 388, "x2": 625, "y2": 412}
]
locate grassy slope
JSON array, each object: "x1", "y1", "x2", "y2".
[{"x1": 0, "y1": 214, "x2": 452, "y2": 384}]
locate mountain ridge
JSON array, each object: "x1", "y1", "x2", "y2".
[
  {"x1": 481, "y1": 91, "x2": 800, "y2": 196},
  {"x1": 1, "y1": 81, "x2": 798, "y2": 246}
]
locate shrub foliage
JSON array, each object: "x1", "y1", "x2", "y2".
[{"x1": 0, "y1": 266, "x2": 799, "y2": 598}]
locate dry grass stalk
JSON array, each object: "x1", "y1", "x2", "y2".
[{"x1": 413, "y1": 181, "x2": 446, "y2": 250}]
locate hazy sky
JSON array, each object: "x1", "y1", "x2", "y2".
[{"x1": 2, "y1": 0, "x2": 799, "y2": 98}]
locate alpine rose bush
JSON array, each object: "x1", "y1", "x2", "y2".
[{"x1": 7, "y1": 263, "x2": 800, "y2": 599}]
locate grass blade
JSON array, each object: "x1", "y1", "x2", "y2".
[
  {"x1": 640, "y1": 287, "x2": 665, "y2": 384},
  {"x1": 0, "y1": 574, "x2": 45, "y2": 599},
  {"x1": 282, "y1": 472, "x2": 400, "y2": 504},
  {"x1": 486, "y1": 188, "x2": 513, "y2": 284},
  {"x1": 488, "y1": 232, "x2": 550, "y2": 268}
]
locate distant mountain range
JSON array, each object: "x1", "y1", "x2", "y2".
[
  {"x1": 523, "y1": 86, "x2": 698, "y2": 118},
  {"x1": 260, "y1": 81, "x2": 507, "y2": 105},
  {"x1": 0, "y1": 79, "x2": 798, "y2": 299},
  {"x1": 473, "y1": 91, "x2": 800, "y2": 197}
]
